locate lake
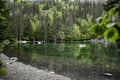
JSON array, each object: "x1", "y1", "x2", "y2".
[{"x1": 3, "y1": 41, "x2": 120, "y2": 80}]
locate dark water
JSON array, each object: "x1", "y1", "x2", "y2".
[{"x1": 3, "y1": 42, "x2": 120, "y2": 80}]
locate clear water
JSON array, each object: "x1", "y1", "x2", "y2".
[{"x1": 3, "y1": 42, "x2": 120, "y2": 80}]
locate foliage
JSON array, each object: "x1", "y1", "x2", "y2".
[
  {"x1": 57, "y1": 31, "x2": 65, "y2": 40},
  {"x1": 0, "y1": 40, "x2": 10, "y2": 53},
  {"x1": 72, "y1": 24, "x2": 80, "y2": 40},
  {"x1": 8, "y1": 1, "x2": 104, "y2": 41},
  {"x1": 14, "y1": 0, "x2": 27, "y2": 4},
  {"x1": 0, "y1": 0, "x2": 10, "y2": 42},
  {"x1": 0, "y1": 68, "x2": 7, "y2": 75},
  {"x1": 30, "y1": 14, "x2": 40, "y2": 33},
  {"x1": 104, "y1": 27, "x2": 119, "y2": 41},
  {"x1": 0, "y1": 40, "x2": 10, "y2": 75},
  {"x1": 91, "y1": 1, "x2": 120, "y2": 42},
  {"x1": 104, "y1": 0, "x2": 119, "y2": 11},
  {"x1": 0, "y1": 0, "x2": 15, "y2": 76},
  {"x1": 5, "y1": 42, "x2": 120, "y2": 69},
  {"x1": 75, "y1": 14, "x2": 93, "y2": 39}
]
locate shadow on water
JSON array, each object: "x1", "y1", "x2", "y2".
[{"x1": 3, "y1": 42, "x2": 120, "y2": 80}]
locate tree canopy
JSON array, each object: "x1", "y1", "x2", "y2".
[
  {"x1": 7, "y1": 0, "x2": 104, "y2": 42},
  {"x1": 0, "y1": 0, "x2": 10, "y2": 42}
]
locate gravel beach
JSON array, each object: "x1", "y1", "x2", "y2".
[{"x1": 0, "y1": 53, "x2": 71, "y2": 80}]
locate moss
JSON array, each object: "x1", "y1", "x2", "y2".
[{"x1": 0, "y1": 68, "x2": 7, "y2": 75}]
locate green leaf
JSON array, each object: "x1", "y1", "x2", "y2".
[
  {"x1": 0, "y1": 15, "x2": 6, "y2": 20},
  {"x1": 14, "y1": 0, "x2": 27, "y2": 4},
  {"x1": 106, "y1": 23, "x2": 116, "y2": 28},
  {"x1": 14, "y1": 0, "x2": 20, "y2": 3},
  {"x1": 21, "y1": 0, "x2": 27, "y2": 4},
  {"x1": 0, "y1": 9, "x2": 5, "y2": 12},
  {"x1": 90, "y1": 24, "x2": 97, "y2": 34},
  {"x1": 101, "y1": 13, "x2": 110, "y2": 23},
  {"x1": 116, "y1": 22, "x2": 120, "y2": 27},
  {"x1": 104, "y1": 28, "x2": 119, "y2": 42},
  {"x1": 108, "y1": 7, "x2": 116, "y2": 15},
  {"x1": 90, "y1": 24, "x2": 106, "y2": 36}
]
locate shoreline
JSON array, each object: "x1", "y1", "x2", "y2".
[{"x1": 0, "y1": 53, "x2": 71, "y2": 80}]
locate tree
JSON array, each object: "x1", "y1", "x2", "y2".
[
  {"x1": 72, "y1": 24, "x2": 80, "y2": 40},
  {"x1": 0, "y1": 0, "x2": 10, "y2": 42},
  {"x1": 91, "y1": 0, "x2": 120, "y2": 42},
  {"x1": 0, "y1": 0, "x2": 10, "y2": 75},
  {"x1": 30, "y1": 13, "x2": 40, "y2": 41},
  {"x1": 8, "y1": 0, "x2": 104, "y2": 42},
  {"x1": 57, "y1": 31, "x2": 65, "y2": 41},
  {"x1": 23, "y1": 14, "x2": 32, "y2": 41},
  {"x1": 104, "y1": 0, "x2": 119, "y2": 11},
  {"x1": 75, "y1": 14, "x2": 93, "y2": 39}
]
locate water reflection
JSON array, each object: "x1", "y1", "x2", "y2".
[{"x1": 3, "y1": 42, "x2": 120, "y2": 80}]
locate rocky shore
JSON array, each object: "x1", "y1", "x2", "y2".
[{"x1": 0, "y1": 53, "x2": 71, "y2": 80}]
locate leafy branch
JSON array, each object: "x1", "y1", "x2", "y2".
[{"x1": 90, "y1": 1, "x2": 120, "y2": 42}]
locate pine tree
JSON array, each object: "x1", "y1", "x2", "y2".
[{"x1": 0, "y1": 0, "x2": 10, "y2": 42}]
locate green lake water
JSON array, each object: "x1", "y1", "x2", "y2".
[{"x1": 3, "y1": 42, "x2": 120, "y2": 80}]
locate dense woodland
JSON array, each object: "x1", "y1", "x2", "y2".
[
  {"x1": 0, "y1": 0, "x2": 120, "y2": 77},
  {"x1": 7, "y1": 0, "x2": 104, "y2": 42}
]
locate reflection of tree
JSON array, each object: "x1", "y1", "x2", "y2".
[
  {"x1": 75, "y1": 43, "x2": 92, "y2": 65},
  {"x1": 72, "y1": 43, "x2": 80, "y2": 58},
  {"x1": 57, "y1": 31, "x2": 65, "y2": 41},
  {"x1": 71, "y1": 42, "x2": 120, "y2": 68},
  {"x1": 31, "y1": 52, "x2": 39, "y2": 61},
  {"x1": 89, "y1": 43, "x2": 120, "y2": 68},
  {"x1": 56, "y1": 43, "x2": 65, "y2": 52},
  {"x1": 4, "y1": 42, "x2": 120, "y2": 69}
]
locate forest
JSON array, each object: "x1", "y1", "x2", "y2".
[
  {"x1": 7, "y1": 0, "x2": 104, "y2": 42},
  {"x1": 0, "y1": 0, "x2": 120, "y2": 79}
]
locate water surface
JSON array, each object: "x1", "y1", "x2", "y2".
[{"x1": 3, "y1": 42, "x2": 120, "y2": 80}]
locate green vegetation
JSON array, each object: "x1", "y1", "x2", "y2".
[
  {"x1": 0, "y1": 0, "x2": 10, "y2": 75},
  {"x1": 4, "y1": 42, "x2": 120, "y2": 69},
  {"x1": 0, "y1": 0, "x2": 102, "y2": 74},
  {"x1": 0, "y1": 0, "x2": 10, "y2": 42},
  {"x1": 8, "y1": 0, "x2": 104, "y2": 42},
  {"x1": 0, "y1": 0, "x2": 120, "y2": 78},
  {"x1": 0, "y1": 68, "x2": 7, "y2": 76},
  {"x1": 91, "y1": 0, "x2": 120, "y2": 42}
]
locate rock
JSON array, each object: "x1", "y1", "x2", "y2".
[
  {"x1": 49, "y1": 70, "x2": 55, "y2": 74},
  {"x1": 9, "y1": 57, "x2": 18, "y2": 62},
  {"x1": 103, "y1": 72, "x2": 112, "y2": 77}
]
